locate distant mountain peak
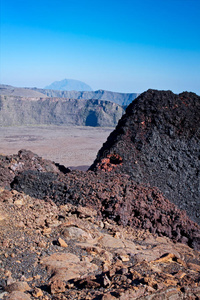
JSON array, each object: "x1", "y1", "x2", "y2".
[{"x1": 44, "y1": 79, "x2": 93, "y2": 91}]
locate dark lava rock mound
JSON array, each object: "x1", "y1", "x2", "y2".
[
  {"x1": 11, "y1": 169, "x2": 200, "y2": 250},
  {"x1": 90, "y1": 89, "x2": 200, "y2": 225},
  {"x1": 0, "y1": 149, "x2": 69, "y2": 189}
]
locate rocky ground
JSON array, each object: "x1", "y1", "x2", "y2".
[
  {"x1": 0, "y1": 187, "x2": 200, "y2": 300},
  {"x1": 0, "y1": 149, "x2": 199, "y2": 299}
]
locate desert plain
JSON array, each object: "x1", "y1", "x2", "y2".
[{"x1": 0, "y1": 125, "x2": 113, "y2": 170}]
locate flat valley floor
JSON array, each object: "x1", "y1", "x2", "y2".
[{"x1": 0, "y1": 125, "x2": 113, "y2": 170}]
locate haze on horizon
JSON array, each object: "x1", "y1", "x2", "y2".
[{"x1": 0, "y1": 0, "x2": 200, "y2": 95}]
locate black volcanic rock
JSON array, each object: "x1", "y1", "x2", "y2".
[
  {"x1": 0, "y1": 149, "x2": 64, "y2": 189},
  {"x1": 90, "y1": 89, "x2": 200, "y2": 225}
]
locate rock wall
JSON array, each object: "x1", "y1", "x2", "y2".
[{"x1": 0, "y1": 95, "x2": 124, "y2": 127}]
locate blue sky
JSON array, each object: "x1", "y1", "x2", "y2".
[{"x1": 0, "y1": 0, "x2": 200, "y2": 94}]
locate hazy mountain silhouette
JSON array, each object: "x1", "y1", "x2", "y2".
[{"x1": 44, "y1": 79, "x2": 93, "y2": 91}]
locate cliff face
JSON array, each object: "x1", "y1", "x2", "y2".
[
  {"x1": 90, "y1": 89, "x2": 200, "y2": 225},
  {"x1": 32, "y1": 88, "x2": 139, "y2": 106},
  {"x1": 0, "y1": 95, "x2": 124, "y2": 127}
]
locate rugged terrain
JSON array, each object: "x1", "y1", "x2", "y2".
[
  {"x1": 0, "y1": 89, "x2": 199, "y2": 299},
  {"x1": 0, "y1": 95, "x2": 124, "y2": 127},
  {"x1": 90, "y1": 89, "x2": 200, "y2": 225},
  {"x1": 0, "y1": 186, "x2": 200, "y2": 300},
  {"x1": 0, "y1": 150, "x2": 199, "y2": 299}
]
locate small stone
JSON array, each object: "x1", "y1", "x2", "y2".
[
  {"x1": 102, "y1": 293, "x2": 117, "y2": 300},
  {"x1": 114, "y1": 231, "x2": 121, "y2": 239},
  {"x1": 42, "y1": 228, "x2": 51, "y2": 236},
  {"x1": 103, "y1": 261, "x2": 110, "y2": 272},
  {"x1": 0, "y1": 212, "x2": 6, "y2": 221},
  {"x1": 81, "y1": 256, "x2": 91, "y2": 263},
  {"x1": 187, "y1": 262, "x2": 200, "y2": 272},
  {"x1": 5, "y1": 281, "x2": 31, "y2": 293},
  {"x1": 103, "y1": 274, "x2": 111, "y2": 287},
  {"x1": 153, "y1": 253, "x2": 176, "y2": 263},
  {"x1": 20, "y1": 275, "x2": 27, "y2": 281},
  {"x1": 119, "y1": 254, "x2": 129, "y2": 262},
  {"x1": 17, "y1": 221, "x2": 25, "y2": 228},
  {"x1": 14, "y1": 199, "x2": 24, "y2": 206},
  {"x1": 62, "y1": 226, "x2": 92, "y2": 241},
  {"x1": 32, "y1": 287, "x2": 43, "y2": 298},
  {"x1": 57, "y1": 237, "x2": 68, "y2": 248},
  {"x1": 99, "y1": 234, "x2": 124, "y2": 248},
  {"x1": 6, "y1": 278, "x2": 15, "y2": 286},
  {"x1": 99, "y1": 221, "x2": 104, "y2": 229},
  {"x1": 0, "y1": 292, "x2": 8, "y2": 298},
  {"x1": 4, "y1": 291, "x2": 31, "y2": 300},
  {"x1": 33, "y1": 274, "x2": 41, "y2": 280},
  {"x1": 37, "y1": 241, "x2": 46, "y2": 248},
  {"x1": 4, "y1": 270, "x2": 12, "y2": 277},
  {"x1": 50, "y1": 279, "x2": 66, "y2": 294},
  {"x1": 3, "y1": 240, "x2": 9, "y2": 248}
]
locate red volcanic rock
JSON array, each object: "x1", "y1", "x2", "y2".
[{"x1": 97, "y1": 154, "x2": 123, "y2": 172}]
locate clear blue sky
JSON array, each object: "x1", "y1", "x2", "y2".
[{"x1": 0, "y1": 0, "x2": 200, "y2": 94}]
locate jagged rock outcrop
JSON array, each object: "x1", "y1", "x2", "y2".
[
  {"x1": 0, "y1": 95, "x2": 124, "y2": 127},
  {"x1": 90, "y1": 89, "x2": 200, "y2": 225},
  {"x1": 0, "y1": 149, "x2": 68, "y2": 189}
]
